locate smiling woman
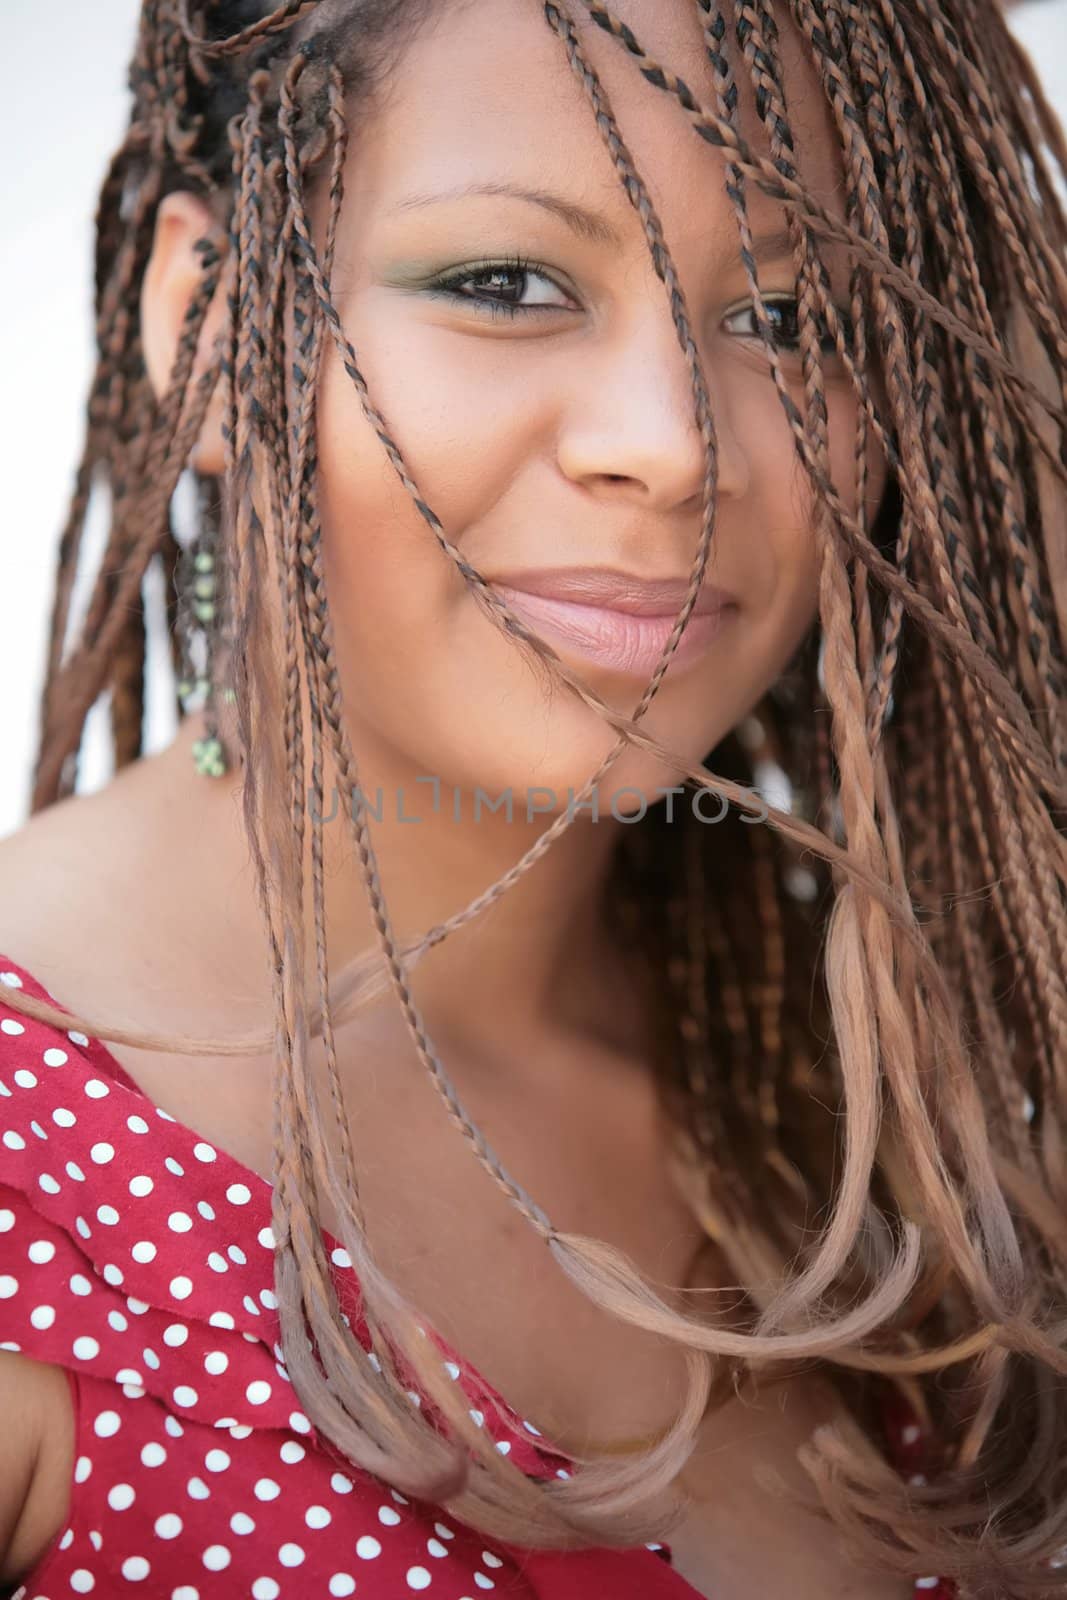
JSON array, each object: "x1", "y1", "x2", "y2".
[
  {"x1": 1, "y1": 1, "x2": 1067, "y2": 1598},
  {"x1": 296, "y1": 0, "x2": 878, "y2": 821}
]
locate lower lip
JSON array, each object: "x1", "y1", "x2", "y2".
[{"x1": 493, "y1": 587, "x2": 737, "y2": 679}]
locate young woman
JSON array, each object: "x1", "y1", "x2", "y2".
[{"x1": 2, "y1": 0, "x2": 1067, "y2": 1594}]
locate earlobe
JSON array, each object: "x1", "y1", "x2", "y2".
[{"x1": 140, "y1": 190, "x2": 229, "y2": 475}]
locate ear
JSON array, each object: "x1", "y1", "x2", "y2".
[{"x1": 140, "y1": 190, "x2": 229, "y2": 476}]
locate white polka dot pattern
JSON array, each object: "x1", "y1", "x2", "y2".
[{"x1": 0, "y1": 954, "x2": 957, "y2": 1600}]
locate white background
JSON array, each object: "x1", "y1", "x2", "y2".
[{"x1": 1, "y1": 0, "x2": 1065, "y2": 837}]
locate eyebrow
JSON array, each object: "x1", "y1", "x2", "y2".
[
  {"x1": 388, "y1": 181, "x2": 800, "y2": 265},
  {"x1": 389, "y1": 182, "x2": 624, "y2": 246}
]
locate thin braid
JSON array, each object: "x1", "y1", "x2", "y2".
[
  {"x1": 834, "y1": 0, "x2": 935, "y2": 740},
  {"x1": 941, "y1": 650, "x2": 1067, "y2": 1184},
  {"x1": 870, "y1": 0, "x2": 1023, "y2": 680},
  {"x1": 719, "y1": 0, "x2": 984, "y2": 790},
  {"x1": 218, "y1": 80, "x2": 391, "y2": 1498},
  {"x1": 32, "y1": 171, "x2": 164, "y2": 799},
  {"x1": 580, "y1": 0, "x2": 1066, "y2": 814},
  {"x1": 890, "y1": 22, "x2": 1067, "y2": 764},
  {"x1": 718, "y1": 0, "x2": 860, "y2": 1183},
  {"x1": 913, "y1": 3, "x2": 1067, "y2": 384},
  {"x1": 231, "y1": 72, "x2": 342, "y2": 1301},
  {"x1": 574, "y1": 0, "x2": 1064, "y2": 1329},
  {"x1": 920, "y1": 0, "x2": 1067, "y2": 314},
  {"x1": 934, "y1": 657, "x2": 1046, "y2": 1180},
  {"x1": 109, "y1": 591, "x2": 149, "y2": 768},
  {"x1": 730, "y1": 0, "x2": 990, "y2": 824},
  {"x1": 36, "y1": 138, "x2": 142, "y2": 726},
  {"x1": 749, "y1": 816, "x2": 787, "y2": 1137},
  {"x1": 274, "y1": 12, "x2": 1009, "y2": 1318},
  {"x1": 810, "y1": 2, "x2": 881, "y2": 725},
  {"x1": 259, "y1": 9, "x2": 985, "y2": 1401},
  {"x1": 288, "y1": 69, "x2": 368, "y2": 1241},
  {"x1": 292, "y1": 0, "x2": 1067, "y2": 1388},
  {"x1": 699, "y1": 0, "x2": 904, "y2": 496},
  {"x1": 925, "y1": 618, "x2": 1057, "y2": 1144},
  {"x1": 276, "y1": 56, "x2": 559, "y2": 1245},
  {"x1": 281, "y1": 41, "x2": 721, "y2": 753},
  {"x1": 270, "y1": 33, "x2": 751, "y2": 1009},
  {"x1": 580, "y1": 1, "x2": 1067, "y2": 441},
  {"x1": 179, "y1": 0, "x2": 321, "y2": 56},
  {"x1": 31, "y1": 245, "x2": 224, "y2": 808},
  {"x1": 735, "y1": 0, "x2": 897, "y2": 768}
]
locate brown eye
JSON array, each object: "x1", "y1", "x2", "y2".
[
  {"x1": 722, "y1": 295, "x2": 848, "y2": 357},
  {"x1": 451, "y1": 265, "x2": 532, "y2": 307},
  {"x1": 427, "y1": 257, "x2": 577, "y2": 318}
]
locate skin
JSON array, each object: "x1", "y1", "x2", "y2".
[{"x1": 0, "y1": 2, "x2": 901, "y2": 1595}]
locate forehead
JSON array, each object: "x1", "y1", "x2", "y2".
[{"x1": 357, "y1": 0, "x2": 845, "y2": 248}]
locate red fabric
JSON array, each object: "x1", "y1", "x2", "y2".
[{"x1": 0, "y1": 955, "x2": 955, "y2": 1599}]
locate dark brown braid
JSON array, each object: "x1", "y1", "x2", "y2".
[{"x1": 13, "y1": 0, "x2": 1067, "y2": 1587}]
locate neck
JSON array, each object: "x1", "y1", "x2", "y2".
[{"x1": 161, "y1": 704, "x2": 643, "y2": 1065}]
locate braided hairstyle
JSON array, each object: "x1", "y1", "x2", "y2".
[{"x1": 15, "y1": 0, "x2": 1067, "y2": 1588}]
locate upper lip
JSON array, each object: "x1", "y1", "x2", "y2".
[{"x1": 489, "y1": 567, "x2": 738, "y2": 617}]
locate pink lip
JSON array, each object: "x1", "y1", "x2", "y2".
[
  {"x1": 490, "y1": 567, "x2": 739, "y2": 680},
  {"x1": 489, "y1": 567, "x2": 736, "y2": 616}
]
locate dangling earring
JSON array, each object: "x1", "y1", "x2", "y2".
[{"x1": 176, "y1": 471, "x2": 230, "y2": 777}]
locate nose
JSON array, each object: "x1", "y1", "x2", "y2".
[{"x1": 554, "y1": 306, "x2": 750, "y2": 512}]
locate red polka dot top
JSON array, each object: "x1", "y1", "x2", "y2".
[{"x1": 0, "y1": 956, "x2": 957, "y2": 1600}]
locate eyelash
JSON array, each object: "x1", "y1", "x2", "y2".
[
  {"x1": 425, "y1": 253, "x2": 569, "y2": 321},
  {"x1": 425, "y1": 253, "x2": 849, "y2": 355}
]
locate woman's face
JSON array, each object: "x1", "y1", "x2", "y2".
[{"x1": 314, "y1": 0, "x2": 888, "y2": 812}]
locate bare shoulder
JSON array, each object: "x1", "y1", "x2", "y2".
[
  {"x1": 1, "y1": 729, "x2": 287, "y2": 1043},
  {"x1": 0, "y1": 742, "x2": 278, "y2": 1164},
  {"x1": 0, "y1": 775, "x2": 139, "y2": 1001},
  {"x1": 0, "y1": 738, "x2": 242, "y2": 1048}
]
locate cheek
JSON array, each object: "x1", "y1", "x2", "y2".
[
  {"x1": 310, "y1": 327, "x2": 571, "y2": 783},
  {"x1": 312, "y1": 314, "x2": 498, "y2": 677},
  {"x1": 311, "y1": 296, "x2": 563, "y2": 676},
  {"x1": 744, "y1": 372, "x2": 888, "y2": 591},
  {"x1": 314, "y1": 342, "x2": 452, "y2": 709},
  {"x1": 715, "y1": 373, "x2": 888, "y2": 696},
  {"x1": 825, "y1": 376, "x2": 891, "y2": 533},
  {"x1": 722, "y1": 370, "x2": 824, "y2": 622},
  {"x1": 318, "y1": 287, "x2": 558, "y2": 536}
]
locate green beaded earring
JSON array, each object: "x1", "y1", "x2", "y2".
[{"x1": 176, "y1": 473, "x2": 231, "y2": 778}]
